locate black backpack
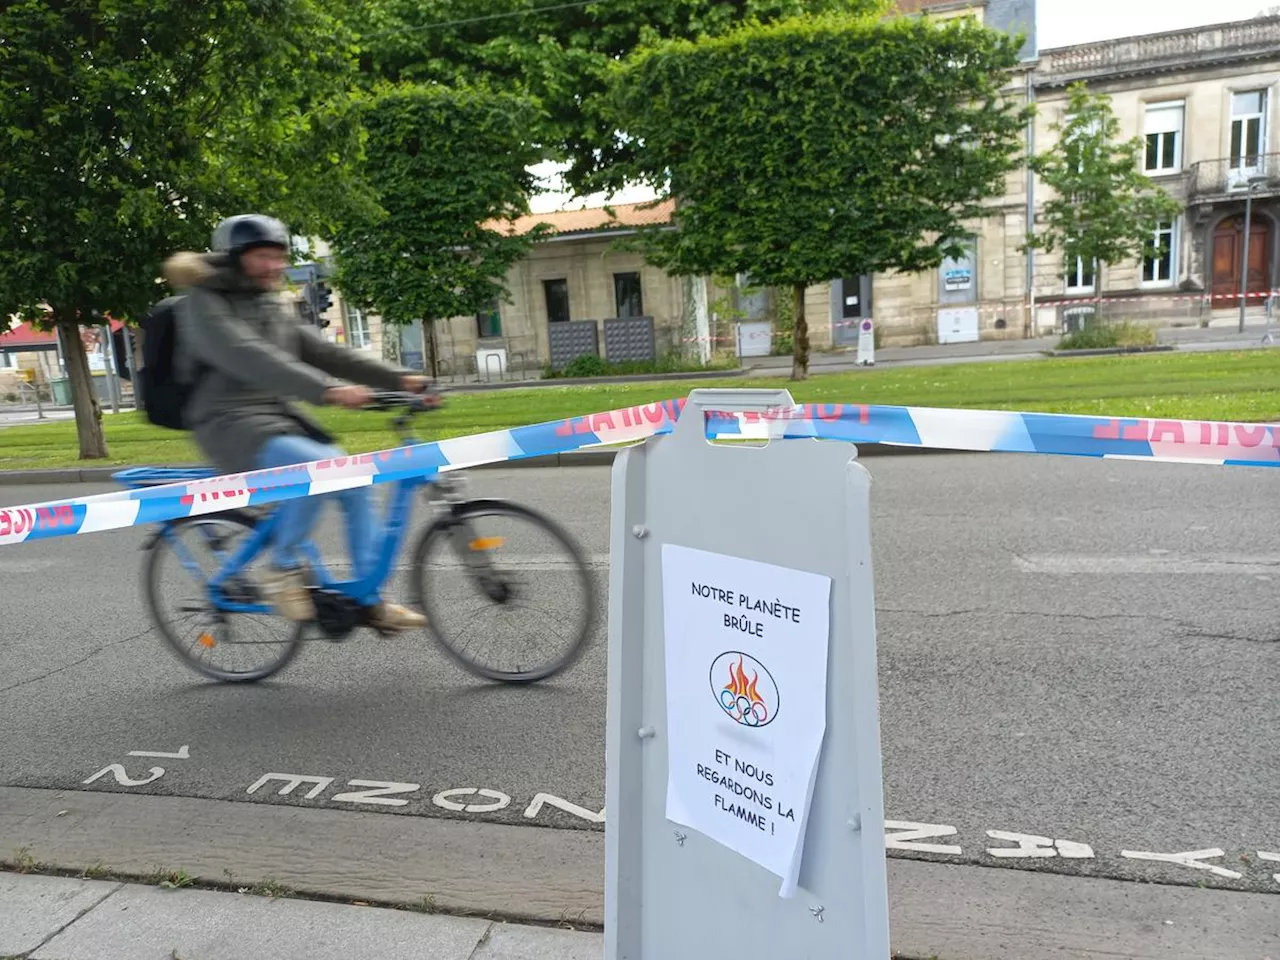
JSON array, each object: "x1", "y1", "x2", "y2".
[{"x1": 139, "y1": 295, "x2": 199, "y2": 430}]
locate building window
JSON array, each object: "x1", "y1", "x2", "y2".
[
  {"x1": 543, "y1": 278, "x2": 570, "y2": 324},
  {"x1": 1065, "y1": 256, "x2": 1096, "y2": 293},
  {"x1": 476, "y1": 299, "x2": 502, "y2": 338},
  {"x1": 1231, "y1": 90, "x2": 1267, "y2": 174},
  {"x1": 1144, "y1": 101, "x2": 1183, "y2": 174},
  {"x1": 344, "y1": 303, "x2": 370, "y2": 350},
  {"x1": 613, "y1": 272, "x2": 643, "y2": 318},
  {"x1": 1142, "y1": 219, "x2": 1178, "y2": 286},
  {"x1": 0, "y1": 352, "x2": 12, "y2": 369}
]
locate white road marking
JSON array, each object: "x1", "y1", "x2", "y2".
[
  {"x1": 1014, "y1": 554, "x2": 1280, "y2": 576},
  {"x1": 246, "y1": 773, "x2": 334, "y2": 801},
  {"x1": 884, "y1": 820, "x2": 962, "y2": 856},
  {"x1": 432, "y1": 788, "x2": 512, "y2": 814},
  {"x1": 0, "y1": 559, "x2": 58, "y2": 574},
  {"x1": 1259, "y1": 851, "x2": 1280, "y2": 884},
  {"x1": 1120, "y1": 847, "x2": 1243, "y2": 880},
  {"x1": 224, "y1": 770, "x2": 1275, "y2": 887},
  {"x1": 332, "y1": 780, "x2": 421, "y2": 808},
  {"x1": 331, "y1": 554, "x2": 610, "y2": 572},
  {"x1": 83, "y1": 763, "x2": 164, "y2": 787},
  {"x1": 985, "y1": 830, "x2": 1095, "y2": 859},
  {"x1": 128, "y1": 745, "x2": 190, "y2": 760},
  {"x1": 522, "y1": 793, "x2": 605, "y2": 824}
]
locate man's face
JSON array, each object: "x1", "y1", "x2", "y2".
[{"x1": 240, "y1": 245, "x2": 288, "y2": 291}]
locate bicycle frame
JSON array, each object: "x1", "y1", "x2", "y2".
[
  {"x1": 156, "y1": 459, "x2": 441, "y2": 616},
  {"x1": 217, "y1": 473, "x2": 432, "y2": 613}
]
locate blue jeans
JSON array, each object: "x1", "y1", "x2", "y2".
[{"x1": 254, "y1": 435, "x2": 379, "y2": 604}]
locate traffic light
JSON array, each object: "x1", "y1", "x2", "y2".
[{"x1": 314, "y1": 282, "x2": 333, "y2": 315}]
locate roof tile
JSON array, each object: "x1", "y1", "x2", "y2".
[{"x1": 492, "y1": 199, "x2": 675, "y2": 238}]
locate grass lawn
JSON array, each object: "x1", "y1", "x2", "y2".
[{"x1": 6, "y1": 348, "x2": 1280, "y2": 471}]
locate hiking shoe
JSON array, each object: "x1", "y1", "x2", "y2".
[
  {"x1": 261, "y1": 567, "x2": 315, "y2": 621},
  {"x1": 368, "y1": 602, "x2": 427, "y2": 632}
]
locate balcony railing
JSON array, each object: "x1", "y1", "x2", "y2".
[
  {"x1": 1188, "y1": 154, "x2": 1280, "y2": 202},
  {"x1": 1037, "y1": 18, "x2": 1280, "y2": 84}
]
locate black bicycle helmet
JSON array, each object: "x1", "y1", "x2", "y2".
[{"x1": 211, "y1": 214, "x2": 290, "y2": 260}]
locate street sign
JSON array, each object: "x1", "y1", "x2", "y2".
[
  {"x1": 605, "y1": 388, "x2": 889, "y2": 958},
  {"x1": 857, "y1": 318, "x2": 875, "y2": 366}
]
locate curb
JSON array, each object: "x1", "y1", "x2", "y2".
[
  {"x1": 1046, "y1": 345, "x2": 1176, "y2": 358},
  {"x1": 0, "y1": 444, "x2": 969, "y2": 487},
  {"x1": 440, "y1": 366, "x2": 751, "y2": 392}
]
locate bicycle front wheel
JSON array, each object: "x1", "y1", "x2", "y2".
[
  {"x1": 143, "y1": 513, "x2": 304, "y2": 683},
  {"x1": 411, "y1": 500, "x2": 596, "y2": 683}
]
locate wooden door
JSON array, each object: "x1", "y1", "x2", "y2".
[{"x1": 1212, "y1": 218, "x2": 1271, "y2": 308}]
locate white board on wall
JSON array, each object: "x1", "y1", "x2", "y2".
[{"x1": 937, "y1": 307, "x2": 980, "y2": 344}]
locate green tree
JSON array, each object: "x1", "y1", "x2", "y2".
[
  {"x1": 1026, "y1": 83, "x2": 1182, "y2": 285},
  {"x1": 362, "y1": 0, "x2": 880, "y2": 194},
  {"x1": 331, "y1": 84, "x2": 546, "y2": 376},
  {"x1": 599, "y1": 12, "x2": 1029, "y2": 379},
  {"x1": 0, "y1": 0, "x2": 366, "y2": 459}
]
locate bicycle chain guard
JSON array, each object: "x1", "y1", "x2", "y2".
[{"x1": 310, "y1": 588, "x2": 365, "y2": 640}]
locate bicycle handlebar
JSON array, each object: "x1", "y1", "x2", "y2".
[
  {"x1": 364, "y1": 390, "x2": 441, "y2": 412},
  {"x1": 362, "y1": 390, "x2": 444, "y2": 440}
]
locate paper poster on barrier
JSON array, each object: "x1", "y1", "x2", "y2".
[{"x1": 662, "y1": 543, "x2": 831, "y2": 897}]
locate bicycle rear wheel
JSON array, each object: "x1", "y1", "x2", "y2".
[
  {"x1": 143, "y1": 512, "x2": 303, "y2": 683},
  {"x1": 411, "y1": 500, "x2": 596, "y2": 683}
]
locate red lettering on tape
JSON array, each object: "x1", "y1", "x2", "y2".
[
  {"x1": 1093, "y1": 419, "x2": 1121, "y2": 440},
  {"x1": 1148, "y1": 421, "x2": 1185, "y2": 444},
  {"x1": 1234, "y1": 425, "x2": 1268, "y2": 448},
  {"x1": 589, "y1": 412, "x2": 617, "y2": 432},
  {"x1": 1122, "y1": 421, "x2": 1150, "y2": 441},
  {"x1": 35, "y1": 505, "x2": 74, "y2": 529}
]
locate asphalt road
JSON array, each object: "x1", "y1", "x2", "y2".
[{"x1": 0, "y1": 455, "x2": 1277, "y2": 897}]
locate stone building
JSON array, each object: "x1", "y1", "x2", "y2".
[
  {"x1": 331, "y1": 4, "x2": 1280, "y2": 367},
  {"x1": 1026, "y1": 17, "x2": 1280, "y2": 331},
  {"x1": 849, "y1": 10, "x2": 1280, "y2": 343}
]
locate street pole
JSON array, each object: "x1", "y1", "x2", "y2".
[
  {"x1": 1239, "y1": 178, "x2": 1265, "y2": 333},
  {"x1": 122, "y1": 326, "x2": 140, "y2": 409},
  {"x1": 101, "y1": 323, "x2": 120, "y2": 414}
]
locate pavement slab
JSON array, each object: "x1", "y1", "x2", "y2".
[
  {"x1": 0, "y1": 873, "x2": 120, "y2": 957},
  {"x1": 30, "y1": 883, "x2": 497, "y2": 960}
]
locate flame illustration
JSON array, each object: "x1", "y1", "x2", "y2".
[{"x1": 724, "y1": 656, "x2": 765, "y2": 706}]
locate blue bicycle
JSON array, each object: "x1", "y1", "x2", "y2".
[{"x1": 114, "y1": 393, "x2": 595, "y2": 684}]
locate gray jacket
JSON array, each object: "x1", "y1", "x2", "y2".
[{"x1": 162, "y1": 251, "x2": 410, "y2": 475}]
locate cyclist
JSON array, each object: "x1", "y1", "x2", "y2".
[{"x1": 163, "y1": 214, "x2": 436, "y2": 630}]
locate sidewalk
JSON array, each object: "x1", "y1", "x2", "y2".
[
  {"x1": 0, "y1": 872, "x2": 601, "y2": 960},
  {"x1": 3, "y1": 319, "x2": 1277, "y2": 414},
  {"x1": 745, "y1": 317, "x2": 1280, "y2": 376}
]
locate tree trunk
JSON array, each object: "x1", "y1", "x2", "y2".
[
  {"x1": 426, "y1": 319, "x2": 439, "y2": 378},
  {"x1": 790, "y1": 282, "x2": 810, "y2": 381},
  {"x1": 56, "y1": 316, "x2": 109, "y2": 460}
]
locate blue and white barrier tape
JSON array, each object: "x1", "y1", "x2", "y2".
[{"x1": 2, "y1": 399, "x2": 1278, "y2": 547}]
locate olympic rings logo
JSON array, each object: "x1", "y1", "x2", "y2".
[{"x1": 710, "y1": 651, "x2": 779, "y2": 729}]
